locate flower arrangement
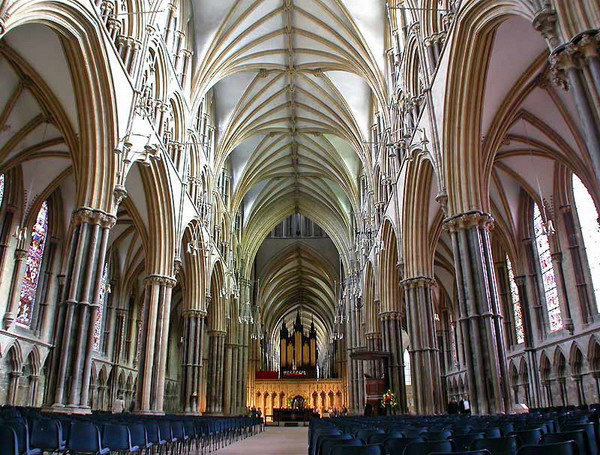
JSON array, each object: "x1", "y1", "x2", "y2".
[{"x1": 381, "y1": 389, "x2": 398, "y2": 411}]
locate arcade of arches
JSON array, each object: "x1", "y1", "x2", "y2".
[{"x1": 0, "y1": 0, "x2": 598, "y2": 418}]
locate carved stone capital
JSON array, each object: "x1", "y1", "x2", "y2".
[
  {"x1": 208, "y1": 329, "x2": 227, "y2": 337},
  {"x1": 443, "y1": 210, "x2": 494, "y2": 232},
  {"x1": 378, "y1": 311, "x2": 402, "y2": 321},
  {"x1": 144, "y1": 274, "x2": 177, "y2": 288},
  {"x1": 182, "y1": 309, "x2": 207, "y2": 318},
  {"x1": 72, "y1": 207, "x2": 117, "y2": 229},
  {"x1": 532, "y1": 7, "x2": 559, "y2": 49},
  {"x1": 400, "y1": 276, "x2": 435, "y2": 289}
]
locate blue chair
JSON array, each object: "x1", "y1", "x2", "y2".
[
  {"x1": 424, "y1": 430, "x2": 452, "y2": 441},
  {"x1": 452, "y1": 433, "x2": 485, "y2": 451},
  {"x1": 128, "y1": 423, "x2": 151, "y2": 454},
  {"x1": 431, "y1": 452, "x2": 490, "y2": 455},
  {"x1": 486, "y1": 428, "x2": 502, "y2": 438},
  {"x1": 102, "y1": 423, "x2": 139, "y2": 453},
  {"x1": 67, "y1": 421, "x2": 109, "y2": 455},
  {"x1": 471, "y1": 436, "x2": 520, "y2": 455},
  {"x1": 384, "y1": 437, "x2": 425, "y2": 455},
  {"x1": 356, "y1": 429, "x2": 384, "y2": 443},
  {"x1": 30, "y1": 418, "x2": 65, "y2": 453},
  {"x1": 0, "y1": 425, "x2": 19, "y2": 455},
  {"x1": 543, "y1": 430, "x2": 588, "y2": 455},
  {"x1": 516, "y1": 441, "x2": 578, "y2": 455},
  {"x1": 331, "y1": 444, "x2": 384, "y2": 455},
  {"x1": 509, "y1": 429, "x2": 543, "y2": 446},
  {"x1": 403, "y1": 440, "x2": 454, "y2": 455},
  {"x1": 368, "y1": 432, "x2": 404, "y2": 444},
  {"x1": 563, "y1": 423, "x2": 598, "y2": 455},
  {"x1": 3, "y1": 420, "x2": 41, "y2": 455},
  {"x1": 321, "y1": 438, "x2": 363, "y2": 455},
  {"x1": 317, "y1": 434, "x2": 353, "y2": 455}
]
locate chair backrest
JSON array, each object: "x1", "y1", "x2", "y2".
[
  {"x1": 515, "y1": 441, "x2": 578, "y2": 455},
  {"x1": 128, "y1": 423, "x2": 147, "y2": 447},
  {"x1": 431, "y1": 451, "x2": 490, "y2": 455},
  {"x1": 424, "y1": 431, "x2": 452, "y2": 441},
  {"x1": 384, "y1": 437, "x2": 426, "y2": 455},
  {"x1": 356, "y1": 429, "x2": 384, "y2": 442},
  {"x1": 452, "y1": 433, "x2": 485, "y2": 451},
  {"x1": 158, "y1": 420, "x2": 172, "y2": 442},
  {"x1": 68, "y1": 421, "x2": 101, "y2": 453},
  {"x1": 331, "y1": 443, "x2": 384, "y2": 455},
  {"x1": 369, "y1": 432, "x2": 404, "y2": 444},
  {"x1": 30, "y1": 419, "x2": 61, "y2": 451},
  {"x1": 144, "y1": 421, "x2": 160, "y2": 444},
  {"x1": 486, "y1": 428, "x2": 502, "y2": 438},
  {"x1": 317, "y1": 434, "x2": 353, "y2": 455},
  {"x1": 321, "y1": 439, "x2": 363, "y2": 455},
  {"x1": 403, "y1": 440, "x2": 454, "y2": 455},
  {"x1": 543, "y1": 430, "x2": 587, "y2": 454},
  {"x1": 0, "y1": 425, "x2": 19, "y2": 455},
  {"x1": 562, "y1": 423, "x2": 597, "y2": 455},
  {"x1": 471, "y1": 436, "x2": 520, "y2": 455},
  {"x1": 102, "y1": 423, "x2": 130, "y2": 451},
  {"x1": 509, "y1": 429, "x2": 543, "y2": 446}
]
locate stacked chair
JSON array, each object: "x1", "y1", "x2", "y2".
[
  {"x1": 0, "y1": 405, "x2": 262, "y2": 455},
  {"x1": 310, "y1": 405, "x2": 600, "y2": 455}
]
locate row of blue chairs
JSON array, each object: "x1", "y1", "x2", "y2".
[
  {"x1": 0, "y1": 406, "x2": 262, "y2": 455},
  {"x1": 309, "y1": 406, "x2": 599, "y2": 455}
]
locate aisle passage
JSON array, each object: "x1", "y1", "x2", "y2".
[{"x1": 212, "y1": 427, "x2": 308, "y2": 455}]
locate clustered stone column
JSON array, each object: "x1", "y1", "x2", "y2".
[
  {"x1": 44, "y1": 208, "x2": 115, "y2": 413},
  {"x1": 443, "y1": 211, "x2": 509, "y2": 414},
  {"x1": 135, "y1": 274, "x2": 177, "y2": 414},
  {"x1": 401, "y1": 277, "x2": 443, "y2": 414},
  {"x1": 180, "y1": 309, "x2": 206, "y2": 414},
  {"x1": 548, "y1": 31, "x2": 600, "y2": 181},
  {"x1": 206, "y1": 329, "x2": 226, "y2": 415},
  {"x1": 379, "y1": 311, "x2": 407, "y2": 412},
  {"x1": 346, "y1": 296, "x2": 365, "y2": 414}
]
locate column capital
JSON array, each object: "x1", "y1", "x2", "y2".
[
  {"x1": 400, "y1": 276, "x2": 435, "y2": 289},
  {"x1": 182, "y1": 309, "x2": 207, "y2": 318},
  {"x1": 208, "y1": 329, "x2": 227, "y2": 337},
  {"x1": 443, "y1": 210, "x2": 494, "y2": 232},
  {"x1": 378, "y1": 310, "x2": 402, "y2": 321},
  {"x1": 144, "y1": 274, "x2": 177, "y2": 288},
  {"x1": 72, "y1": 207, "x2": 116, "y2": 229}
]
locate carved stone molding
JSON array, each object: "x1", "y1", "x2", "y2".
[
  {"x1": 72, "y1": 207, "x2": 117, "y2": 229},
  {"x1": 182, "y1": 309, "x2": 207, "y2": 318},
  {"x1": 144, "y1": 274, "x2": 177, "y2": 288},
  {"x1": 400, "y1": 276, "x2": 435, "y2": 289},
  {"x1": 443, "y1": 210, "x2": 494, "y2": 232}
]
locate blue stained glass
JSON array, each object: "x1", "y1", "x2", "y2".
[
  {"x1": 533, "y1": 203, "x2": 563, "y2": 332},
  {"x1": 16, "y1": 201, "x2": 49, "y2": 327}
]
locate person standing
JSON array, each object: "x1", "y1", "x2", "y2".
[{"x1": 113, "y1": 395, "x2": 125, "y2": 413}]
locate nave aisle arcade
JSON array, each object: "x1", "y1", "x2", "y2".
[{"x1": 0, "y1": 0, "x2": 597, "y2": 417}]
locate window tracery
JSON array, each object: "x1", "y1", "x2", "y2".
[
  {"x1": 533, "y1": 203, "x2": 562, "y2": 332},
  {"x1": 93, "y1": 263, "x2": 110, "y2": 352},
  {"x1": 572, "y1": 174, "x2": 600, "y2": 313},
  {"x1": 16, "y1": 201, "x2": 49, "y2": 327},
  {"x1": 506, "y1": 255, "x2": 524, "y2": 344}
]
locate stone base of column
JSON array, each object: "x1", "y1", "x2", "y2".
[
  {"x1": 42, "y1": 404, "x2": 92, "y2": 415},
  {"x1": 132, "y1": 410, "x2": 166, "y2": 416},
  {"x1": 203, "y1": 412, "x2": 224, "y2": 416},
  {"x1": 177, "y1": 411, "x2": 203, "y2": 416}
]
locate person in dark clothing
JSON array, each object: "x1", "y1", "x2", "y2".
[{"x1": 447, "y1": 400, "x2": 459, "y2": 415}]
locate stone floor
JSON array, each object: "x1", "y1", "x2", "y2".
[{"x1": 211, "y1": 427, "x2": 308, "y2": 455}]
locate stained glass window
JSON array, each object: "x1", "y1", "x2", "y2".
[
  {"x1": 93, "y1": 263, "x2": 109, "y2": 351},
  {"x1": 533, "y1": 203, "x2": 563, "y2": 332},
  {"x1": 506, "y1": 255, "x2": 525, "y2": 344},
  {"x1": 16, "y1": 201, "x2": 49, "y2": 327},
  {"x1": 0, "y1": 174, "x2": 5, "y2": 207},
  {"x1": 572, "y1": 175, "x2": 600, "y2": 313}
]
